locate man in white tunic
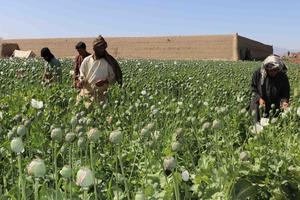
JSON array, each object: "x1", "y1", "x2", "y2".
[{"x1": 77, "y1": 35, "x2": 122, "y2": 105}]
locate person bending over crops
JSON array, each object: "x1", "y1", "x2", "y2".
[
  {"x1": 73, "y1": 42, "x2": 91, "y2": 88},
  {"x1": 76, "y1": 35, "x2": 122, "y2": 106},
  {"x1": 248, "y1": 54, "x2": 290, "y2": 122},
  {"x1": 41, "y1": 47, "x2": 62, "y2": 84}
]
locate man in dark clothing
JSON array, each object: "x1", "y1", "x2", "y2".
[
  {"x1": 249, "y1": 54, "x2": 290, "y2": 122},
  {"x1": 73, "y1": 42, "x2": 91, "y2": 88}
]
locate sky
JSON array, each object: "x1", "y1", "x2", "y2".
[{"x1": 0, "y1": 0, "x2": 299, "y2": 50}]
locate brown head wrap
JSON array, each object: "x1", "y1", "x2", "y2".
[{"x1": 93, "y1": 35, "x2": 107, "y2": 49}]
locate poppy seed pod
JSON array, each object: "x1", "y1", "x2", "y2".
[
  {"x1": 24, "y1": 120, "x2": 31, "y2": 128},
  {"x1": 212, "y1": 120, "x2": 221, "y2": 129},
  {"x1": 109, "y1": 131, "x2": 123, "y2": 144},
  {"x1": 28, "y1": 159, "x2": 46, "y2": 178},
  {"x1": 17, "y1": 125, "x2": 26, "y2": 137},
  {"x1": 140, "y1": 127, "x2": 150, "y2": 138},
  {"x1": 86, "y1": 118, "x2": 94, "y2": 126},
  {"x1": 10, "y1": 137, "x2": 24, "y2": 153},
  {"x1": 60, "y1": 165, "x2": 72, "y2": 179},
  {"x1": 176, "y1": 128, "x2": 183, "y2": 137},
  {"x1": 50, "y1": 124, "x2": 57, "y2": 132},
  {"x1": 76, "y1": 167, "x2": 94, "y2": 188},
  {"x1": 70, "y1": 117, "x2": 78, "y2": 128},
  {"x1": 240, "y1": 151, "x2": 249, "y2": 161},
  {"x1": 14, "y1": 114, "x2": 22, "y2": 122},
  {"x1": 12, "y1": 126, "x2": 18, "y2": 135},
  {"x1": 51, "y1": 128, "x2": 62, "y2": 142},
  {"x1": 8, "y1": 131, "x2": 14, "y2": 140},
  {"x1": 77, "y1": 137, "x2": 86, "y2": 148},
  {"x1": 65, "y1": 132, "x2": 76, "y2": 143},
  {"x1": 60, "y1": 145, "x2": 68, "y2": 154},
  {"x1": 202, "y1": 122, "x2": 210, "y2": 130},
  {"x1": 135, "y1": 192, "x2": 146, "y2": 200},
  {"x1": 164, "y1": 156, "x2": 176, "y2": 170},
  {"x1": 171, "y1": 141, "x2": 181, "y2": 152},
  {"x1": 76, "y1": 126, "x2": 84, "y2": 133},
  {"x1": 37, "y1": 111, "x2": 43, "y2": 118},
  {"x1": 88, "y1": 128, "x2": 100, "y2": 142}
]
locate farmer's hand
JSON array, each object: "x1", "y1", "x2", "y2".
[
  {"x1": 259, "y1": 98, "x2": 265, "y2": 105},
  {"x1": 73, "y1": 80, "x2": 79, "y2": 88},
  {"x1": 282, "y1": 102, "x2": 289, "y2": 110},
  {"x1": 77, "y1": 80, "x2": 86, "y2": 89},
  {"x1": 95, "y1": 79, "x2": 108, "y2": 87}
]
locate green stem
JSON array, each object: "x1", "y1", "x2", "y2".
[
  {"x1": 69, "y1": 178, "x2": 72, "y2": 200},
  {"x1": 117, "y1": 146, "x2": 130, "y2": 200},
  {"x1": 69, "y1": 144, "x2": 73, "y2": 199},
  {"x1": 18, "y1": 154, "x2": 26, "y2": 200},
  {"x1": 175, "y1": 154, "x2": 180, "y2": 198},
  {"x1": 34, "y1": 178, "x2": 39, "y2": 200},
  {"x1": 84, "y1": 189, "x2": 88, "y2": 200},
  {"x1": 64, "y1": 180, "x2": 67, "y2": 200},
  {"x1": 173, "y1": 170, "x2": 180, "y2": 200},
  {"x1": 144, "y1": 143, "x2": 148, "y2": 188},
  {"x1": 115, "y1": 154, "x2": 119, "y2": 200},
  {"x1": 184, "y1": 183, "x2": 188, "y2": 200},
  {"x1": 90, "y1": 143, "x2": 98, "y2": 200},
  {"x1": 128, "y1": 149, "x2": 138, "y2": 181},
  {"x1": 54, "y1": 142, "x2": 58, "y2": 200}
]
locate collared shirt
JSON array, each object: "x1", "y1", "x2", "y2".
[
  {"x1": 74, "y1": 52, "x2": 91, "y2": 81},
  {"x1": 79, "y1": 55, "x2": 115, "y2": 85},
  {"x1": 44, "y1": 57, "x2": 62, "y2": 83}
]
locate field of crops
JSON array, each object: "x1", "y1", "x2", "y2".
[{"x1": 0, "y1": 58, "x2": 300, "y2": 200}]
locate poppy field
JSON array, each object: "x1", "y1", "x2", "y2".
[{"x1": 0, "y1": 58, "x2": 300, "y2": 199}]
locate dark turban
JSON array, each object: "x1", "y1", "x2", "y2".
[{"x1": 93, "y1": 35, "x2": 107, "y2": 49}]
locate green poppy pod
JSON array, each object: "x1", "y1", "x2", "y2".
[
  {"x1": 109, "y1": 131, "x2": 123, "y2": 144},
  {"x1": 164, "y1": 156, "x2": 176, "y2": 170},
  {"x1": 65, "y1": 132, "x2": 76, "y2": 143},
  {"x1": 10, "y1": 137, "x2": 24, "y2": 153},
  {"x1": 27, "y1": 159, "x2": 46, "y2": 178},
  {"x1": 77, "y1": 137, "x2": 86, "y2": 148},
  {"x1": 76, "y1": 167, "x2": 94, "y2": 188},
  {"x1": 171, "y1": 141, "x2": 181, "y2": 152},
  {"x1": 87, "y1": 128, "x2": 100, "y2": 142},
  {"x1": 60, "y1": 165, "x2": 72, "y2": 179},
  {"x1": 17, "y1": 125, "x2": 26, "y2": 137},
  {"x1": 70, "y1": 117, "x2": 78, "y2": 128},
  {"x1": 51, "y1": 128, "x2": 62, "y2": 142},
  {"x1": 212, "y1": 120, "x2": 221, "y2": 129},
  {"x1": 7, "y1": 131, "x2": 14, "y2": 140}
]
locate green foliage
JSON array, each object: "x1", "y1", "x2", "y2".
[{"x1": 0, "y1": 58, "x2": 300, "y2": 199}]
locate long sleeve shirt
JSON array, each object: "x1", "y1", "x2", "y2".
[
  {"x1": 251, "y1": 67, "x2": 290, "y2": 106},
  {"x1": 73, "y1": 52, "x2": 91, "y2": 81},
  {"x1": 79, "y1": 55, "x2": 116, "y2": 85},
  {"x1": 44, "y1": 57, "x2": 62, "y2": 84}
]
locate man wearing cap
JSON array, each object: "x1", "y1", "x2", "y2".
[
  {"x1": 73, "y1": 42, "x2": 91, "y2": 88},
  {"x1": 41, "y1": 47, "x2": 62, "y2": 84},
  {"x1": 249, "y1": 54, "x2": 290, "y2": 122},
  {"x1": 76, "y1": 35, "x2": 122, "y2": 104}
]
